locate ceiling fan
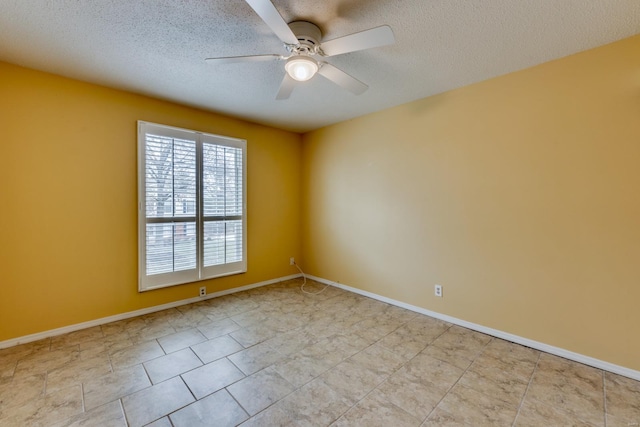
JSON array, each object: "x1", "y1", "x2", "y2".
[{"x1": 205, "y1": 0, "x2": 395, "y2": 100}]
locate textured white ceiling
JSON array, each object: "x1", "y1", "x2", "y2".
[{"x1": 1, "y1": 0, "x2": 639, "y2": 132}]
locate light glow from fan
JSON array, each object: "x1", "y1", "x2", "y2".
[{"x1": 285, "y1": 56, "x2": 318, "y2": 81}]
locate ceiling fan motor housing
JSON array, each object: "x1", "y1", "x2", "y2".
[
  {"x1": 207, "y1": 0, "x2": 395, "y2": 99},
  {"x1": 287, "y1": 21, "x2": 322, "y2": 54}
]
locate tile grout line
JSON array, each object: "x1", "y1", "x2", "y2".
[
  {"x1": 336, "y1": 322, "x2": 456, "y2": 424},
  {"x1": 309, "y1": 347, "x2": 395, "y2": 422},
  {"x1": 42, "y1": 367, "x2": 49, "y2": 397},
  {"x1": 173, "y1": 376, "x2": 199, "y2": 418},
  {"x1": 525, "y1": 357, "x2": 609, "y2": 427},
  {"x1": 120, "y1": 397, "x2": 132, "y2": 426},
  {"x1": 141, "y1": 359, "x2": 153, "y2": 388},
  {"x1": 422, "y1": 334, "x2": 495, "y2": 423},
  {"x1": 190, "y1": 342, "x2": 208, "y2": 366},
  {"x1": 115, "y1": 399, "x2": 129, "y2": 427},
  {"x1": 178, "y1": 306, "x2": 301, "y2": 415},
  {"x1": 511, "y1": 351, "x2": 542, "y2": 427},
  {"x1": 80, "y1": 383, "x2": 85, "y2": 413},
  {"x1": 225, "y1": 386, "x2": 252, "y2": 423},
  {"x1": 375, "y1": 316, "x2": 456, "y2": 417},
  {"x1": 602, "y1": 370, "x2": 607, "y2": 427},
  {"x1": 7, "y1": 279, "x2": 637, "y2": 426},
  {"x1": 234, "y1": 300, "x2": 420, "y2": 424},
  {"x1": 229, "y1": 363, "x2": 298, "y2": 420},
  {"x1": 105, "y1": 341, "x2": 116, "y2": 376}
]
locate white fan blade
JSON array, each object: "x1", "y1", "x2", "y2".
[
  {"x1": 245, "y1": 0, "x2": 299, "y2": 45},
  {"x1": 321, "y1": 25, "x2": 395, "y2": 57},
  {"x1": 205, "y1": 54, "x2": 283, "y2": 65},
  {"x1": 318, "y1": 63, "x2": 368, "y2": 95},
  {"x1": 276, "y1": 73, "x2": 296, "y2": 100}
]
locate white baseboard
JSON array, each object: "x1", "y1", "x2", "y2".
[
  {"x1": 5, "y1": 272, "x2": 638, "y2": 382},
  {"x1": 307, "y1": 274, "x2": 640, "y2": 382},
  {"x1": 0, "y1": 274, "x2": 302, "y2": 350}
]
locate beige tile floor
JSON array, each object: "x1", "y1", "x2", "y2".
[{"x1": 1, "y1": 278, "x2": 639, "y2": 426}]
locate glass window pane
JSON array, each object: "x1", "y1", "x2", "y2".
[
  {"x1": 145, "y1": 134, "x2": 196, "y2": 218},
  {"x1": 225, "y1": 220, "x2": 243, "y2": 263},
  {"x1": 173, "y1": 139, "x2": 197, "y2": 217},
  {"x1": 139, "y1": 122, "x2": 246, "y2": 290},
  {"x1": 173, "y1": 222, "x2": 197, "y2": 271},
  {"x1": 203, "y1": 144, "x2": 243, "y2": 217},
  {"x1": 203, "y1": 221, "x2": 225, "y2": 266},
  {"x1": 146, "y1": 222, "x2": 196, "y2": 275},
  {"x1": 203, "y1": 220, "x2": 242, "y2": 266},
  {"x1": 223, "y1": 148, "x2": 243, "y2": 217},
  {"x1": 146, "y1": 223, "x2": 173, "y2": 275}
]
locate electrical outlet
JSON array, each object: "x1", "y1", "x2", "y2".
[
  {"x1": 434, "y1": 284, "x2": 443, "y2": 297},
  {"x1": 199, "y1": 286, "x2": 206, "y2": 297},
  {"x1": 290, "y1": 257, "x2": 295, "y2": 266}
]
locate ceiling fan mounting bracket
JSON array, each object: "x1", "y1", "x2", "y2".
[
  {"x1": 286, "y1": 21, "x2": 322, "y2": 55},
  {"x1": 207, "y1": 1, "x2": 395, "y2": 99}
]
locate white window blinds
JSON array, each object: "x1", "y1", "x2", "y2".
[{"x1": 138, "y1": 122, "x2": 246, "y2": 291}]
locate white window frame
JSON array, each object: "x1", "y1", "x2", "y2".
[{"x1": 137, "y1": 121, "x2": 247, "y2": 292}]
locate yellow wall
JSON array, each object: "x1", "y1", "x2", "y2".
[
  {"x1": 0, "y1": 62, "x2": 302, "y2": 341},
  {"x1": 302, "y1": 35, "x2": 640, "y2": 371},
  {"x1": 2, "y1": 34, "x2": 639, "y2": 372}
]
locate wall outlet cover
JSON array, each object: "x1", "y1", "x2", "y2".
[{"x1": 435, "y1": 284, "x2": 443, "y2": 297}]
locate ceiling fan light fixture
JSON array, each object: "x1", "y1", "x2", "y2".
[{"x1": 285, "y1": 56, "x2": 318, "y2": 81}]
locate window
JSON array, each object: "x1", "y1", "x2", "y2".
[{"x1": 137, "y1": 121, "x2": 246, "y2": 291}]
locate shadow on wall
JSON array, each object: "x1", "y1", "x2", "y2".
[{"x1": 405, "y1": 91, "x2": 448, "y2": 115}]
